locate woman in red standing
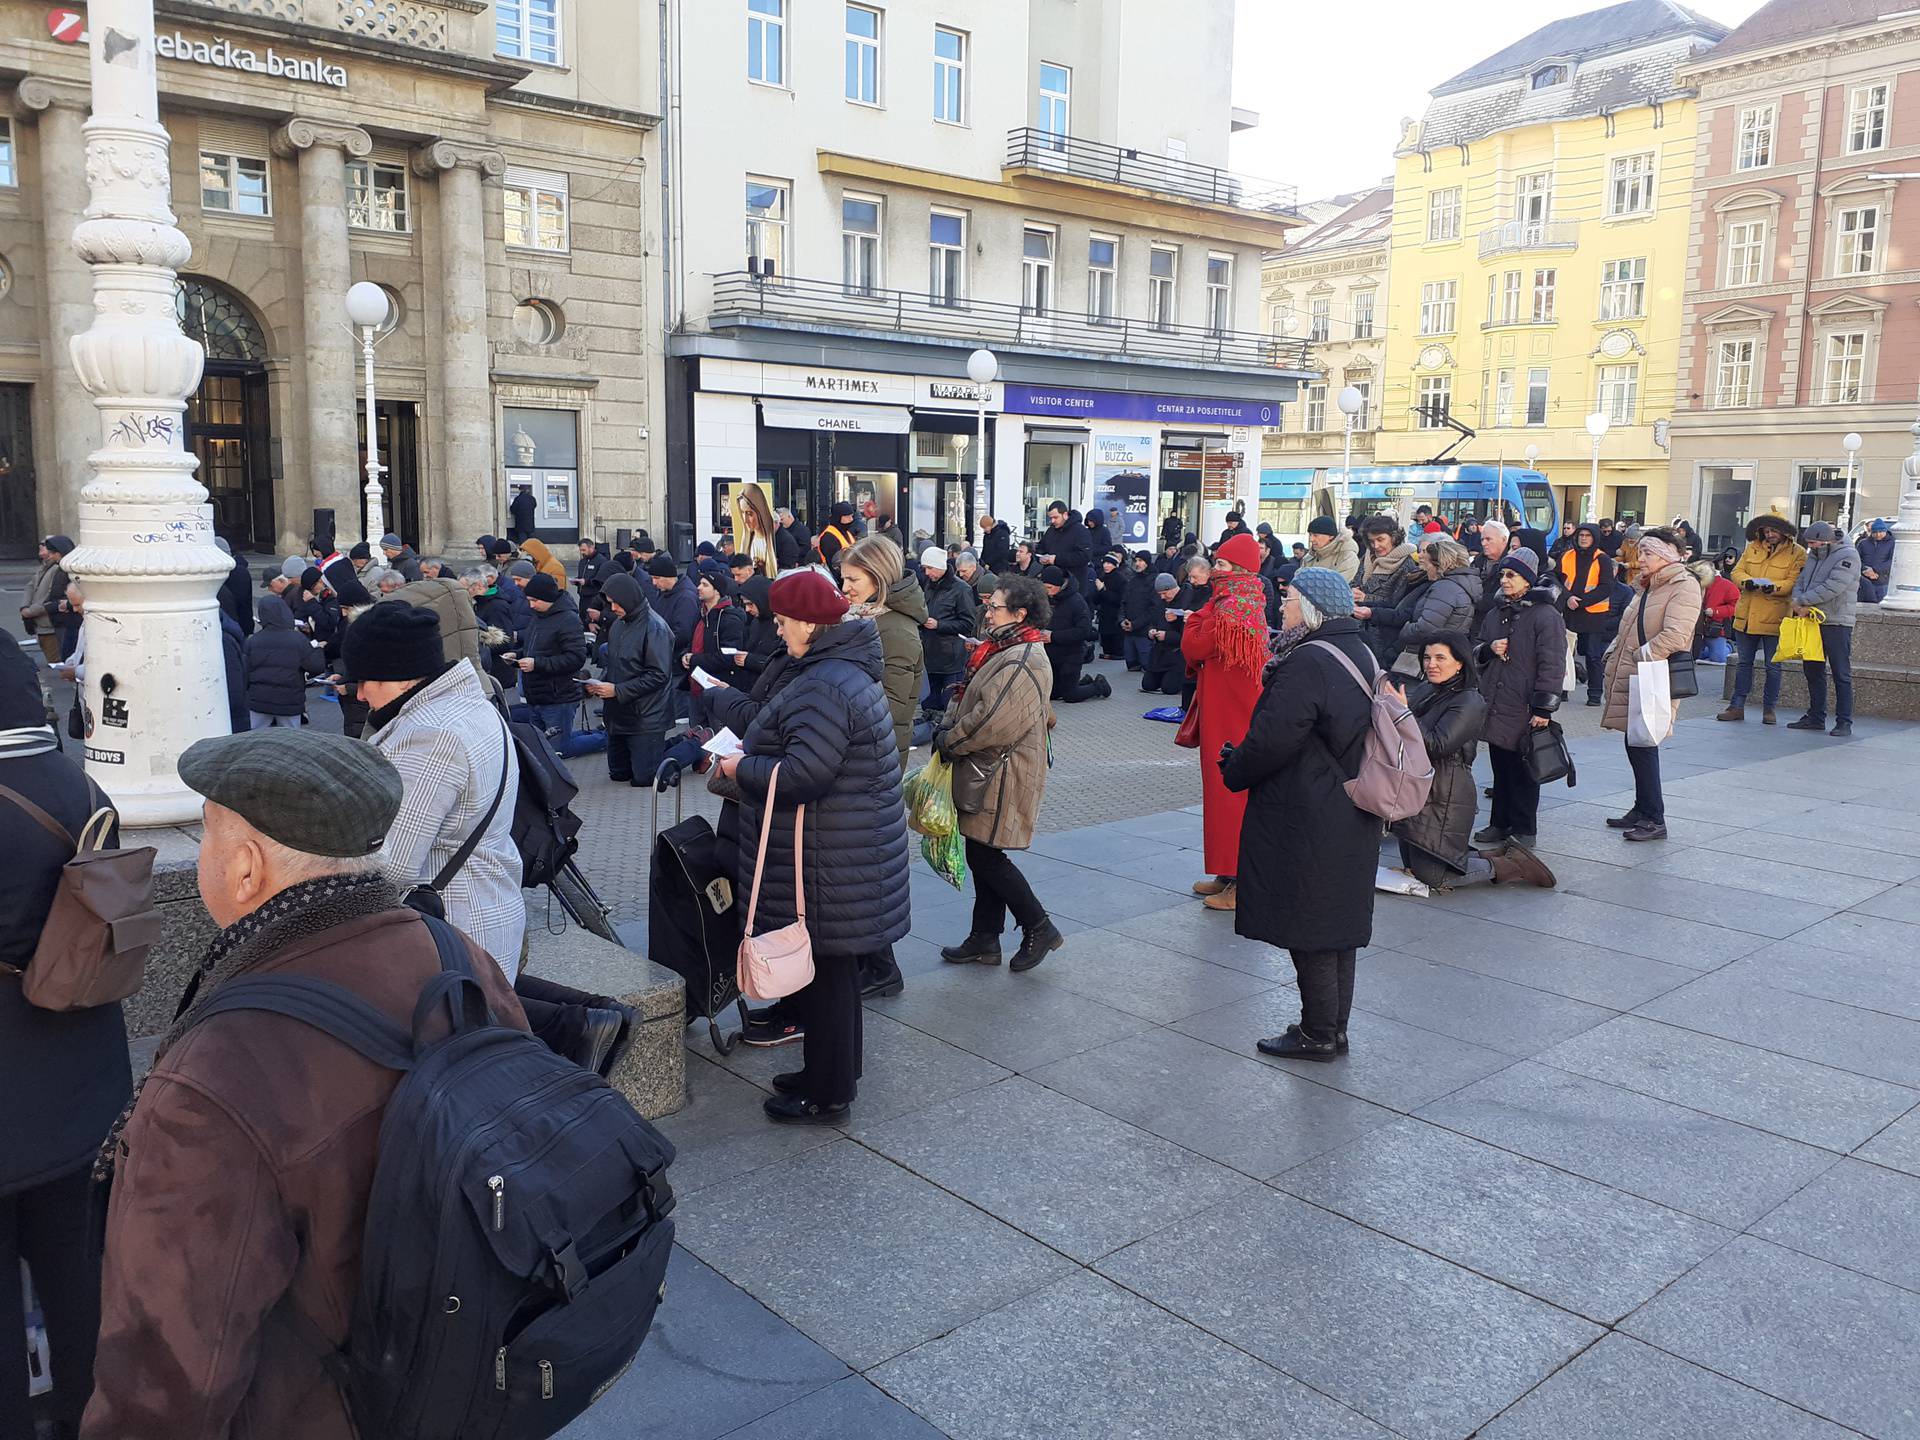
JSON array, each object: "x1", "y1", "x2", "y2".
[{"x1": 1181, "y1": 532, "x2": 1271, "y2": 912}]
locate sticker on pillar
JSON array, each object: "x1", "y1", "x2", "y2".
[
  {"x1": 84, "y1": 748, "x2": 125, "y2": 766},
  {"x1": 102, "y1": 696, "x2": 129, "y2": 729}
]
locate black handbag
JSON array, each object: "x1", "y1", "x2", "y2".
[
  {"x1": 1522, "y1": 720, "x2": 1575, "y2": 787},
  {"x1": 1637, "y1": 595, "x2": 1698, "y2": 700}
]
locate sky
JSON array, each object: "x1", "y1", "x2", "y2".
[{"x1": 1230, "y1": 0, "x2": 1771, "y2": 205}]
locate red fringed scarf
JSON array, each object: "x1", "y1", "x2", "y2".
[
  {"x1": 958, "y1": 623, "x2": 1045, "y2": 696},
  {"x1": 1205, "y1": 569, "x2": 1269, "y2": 678}
]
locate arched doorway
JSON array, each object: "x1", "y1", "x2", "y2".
[{"x1": 177, "y1": 277, "x2": 274, "y2": 548}]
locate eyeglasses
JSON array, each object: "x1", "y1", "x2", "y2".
[{"x1": 984, "y1": 601, "x2": 1014, "y2": 614}]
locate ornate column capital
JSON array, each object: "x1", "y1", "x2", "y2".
[
  {"x1": 271, "y1": 118, "x2": 373, "y2": 160},
  {"x1": 13, "y1": 76, "x2": 92, "y2": 117},
  {"x1": 411, "y1": 138, "x2": 507, "y2": 180}
]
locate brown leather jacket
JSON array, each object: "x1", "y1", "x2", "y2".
[{"x1": 82, "y1": 902, "x2": 527, "y2": 1440}]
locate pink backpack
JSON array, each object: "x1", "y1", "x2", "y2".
[{"x1": 1306, "y1": 641, "x2": 1434, "y2": 823}]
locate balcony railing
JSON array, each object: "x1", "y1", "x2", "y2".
[
  {"x1": 709, "y1": 271, "x2": 1313, "y2": 374},
  {"x1": 1005, "y1": 129, "x2": 1299, "y2": 216},
  {"x1": 1478, "y1": 220, "x2": 1581, "y2": 259}
]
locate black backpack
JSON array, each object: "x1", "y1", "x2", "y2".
[
  {"x1": 507, "y1": 717, "x2": 583, "y2": 889},
  {"x1": 190, "y1": 914, "x2": 675, "y2": 1440}
]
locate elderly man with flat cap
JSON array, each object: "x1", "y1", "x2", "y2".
[{"x1": 83, "y1": 728, "x2": 528, "y2": 1440}]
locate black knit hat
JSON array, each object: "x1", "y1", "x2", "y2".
[
  {"x1": 300, "y1": 566, "x2": 323, "y2": 591},
  {"x1": 341, "y1": 604, "x2": 445, "y2": 682},
  {"x1": 526, "y1": 573, "x2": 562, "y2": 603},
  {"x1": 647, "y1": 554, "x2": 680, "y2": 578},
  {"x1": 348, "y1": 541, "x2": 372, "y2": 561},
  {"x1": 1041, "y1": 565, "x2": 1068, "y2": 586},
  {"x1": 1307, "y1": 516, "x2": 1340, "y2": 538}
]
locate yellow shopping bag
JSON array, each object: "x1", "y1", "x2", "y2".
[{"x1": 1776, "y1": 609, "x2": 1826, "y2": 664}]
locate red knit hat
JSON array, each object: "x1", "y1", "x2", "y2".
[
  {"x1": 768, "y1": 569, "x2": 848, "y2": 625},
  {"x1": 1215, "y1": 532, "x2": 1263, "y2": 573}
]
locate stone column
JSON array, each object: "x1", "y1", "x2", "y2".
[
  {"x1": 414, "y1": 139, "x2": 504, "y2": 552},
  {"x1": 273, "y1": 118, "x2": 371, "y2": 546},
  {"x1": 15, "y1": 78, "x2": 95, "y2": 536}
]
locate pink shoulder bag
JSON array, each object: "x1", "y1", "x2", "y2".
[{"x1": 737, "y1": 764, "x2": 816, "y2": 1002}]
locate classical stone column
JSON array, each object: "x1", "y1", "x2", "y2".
[
  {"x1": 414, "y1": 139, "x2": 504, "y2": 551},
  {"x1": 273, "y1": 118, "x2": 370, "y2": 546},
  {"x1": 61, "y1": 0, "x2": 231, "y2": 823},
  {"x1": 15, "y1": 78, "x2": 95, "y2": 536}
]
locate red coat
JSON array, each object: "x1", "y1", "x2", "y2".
[
  {"x1": 1702, "y1": 574, "x2": 1738, "y2": 623},
  {"x1": 1181, "y1": 603, "x2": 1265, "y2": 876}
]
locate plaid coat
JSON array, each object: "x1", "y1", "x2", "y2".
[{"x1": 365, "y1": 663, "x2": 525, "y2": 976}]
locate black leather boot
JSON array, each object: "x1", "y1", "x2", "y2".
[
  {"x1": 1010, "y1": 918, "x2": 1064, "y2": 972},
  {"x1": 940, "y1": 932, "x2": 1003, "y2": 965}
]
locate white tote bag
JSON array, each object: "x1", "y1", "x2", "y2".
[{"x1": 1626, "y1": 646, "x2": 1674, "y2": 748}]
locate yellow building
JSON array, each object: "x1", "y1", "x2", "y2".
[{"x1": 1377, "y1": 0, "x2": 1728, "y2": 527}]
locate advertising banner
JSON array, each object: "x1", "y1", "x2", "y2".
[{"x1": 1091, "y1": 434, "x2": 1154, "y2": 547}]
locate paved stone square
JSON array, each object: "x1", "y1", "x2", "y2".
[{"x1": 558, "y1": 696, "x2": 1920, "y2": 1440}]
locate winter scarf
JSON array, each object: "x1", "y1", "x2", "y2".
[
  {"x1": 1206, "y1": 568, "x2": 1271, "y2": 678},
  {"x1": 95, "y1": 871, "x2": 401, "y2": 1181},
  {"x1": 0, "y1": 725, "x2": 58, "y2": 759},
  {"x1": 960, "y1": 621, "x2": 1045, "y2": 695},
  {"x1": 1264, "y1": 622, "x2": 1315, "y2": 675}
]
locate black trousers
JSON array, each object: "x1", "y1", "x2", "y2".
[
  {"x1": 1626, "y1": 739, "x2": 1664, "y2": 824},
  {"x1": 1487, "y1": 742, "x2": 1540, "y2": 837},
  {"x1": 791, "y1": 951, "x2": 865, "y2": 1107},
  {"x1": 1140, "y1": 662, "x2": 1183, "y2": 695},
  {"x1": 967, "y1": 838, "x2": 1046, "y2": 935},
  {"x1": 1574, "y1": 630, "x2": 1608, "y2": 699},
  {"x1": 0, "y1": 1164, "x2": 102, "y2": 1434},
  {"x1": 515, "y1": 973, "x2": 622, "y2": 1070},
  {"x1": 1049, "y1": 656, "x2": 1104, "y2": 703},
  {"x1": 1290, "y1": 948, "x2": 1356, "y2": 1042}
]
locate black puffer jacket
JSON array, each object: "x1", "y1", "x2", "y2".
[
  {"x1": 773, "y1": 524, "x2": 803, "y2": 572},
  {"x1": 1391, "y1": 674, "x2": 1489, "y2": 874},
  {"x1": 978, "y1": 521, "x2": 1014, "y2": 572},
  {"x1": 600, "y1": 575, "x2": 673, "y2": 736},
  {"x1": 242, "y1": 594, "x2": 324, "y2": 716},
  {"x1": 1122, "y1": 564, "x2": 1161, "y2": 633},
  {"x1": 1476, "y1": 583, "x2": 1567, "y2": 751},
  {"x1": 920, "y1": 567, "x2": 978, "y2": 675},
  {"x1": 218, "y1": 552, "x2": 255, "y2": 637},
  {"x1": 691, "y1": 600, "x2": 750, "y2": 689},
  {"x1": 1044, "y1": 578, "x2": 1094, "y2": 673},
  {"x1": 472, "y1": 586, "x2": 520, "y2": 690},
  {"x1": 0, "y1": 745, "x2": 131, "y2": 1193},
  {"x1": 1092, "y1": 561, "x2": 1126, "y2": 636},
  {"x1": 734, "y1": 619, "x2": 911, "y2": 956},
  {"x1": 1041, "y1": 513, "x2": 1092, "y2": 584},
  {"x1": 1392, "y1": 569, "x2": 1482, "y2": 667},
  {"x1": 738, "y1": 577, "x2": 782, "y2": 680},
  {"x1": 520, "y1": 590, "x2": 590, "y2": 705}
]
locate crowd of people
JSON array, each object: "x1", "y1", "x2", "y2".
[{"x1": 3, "y1": 490, "x2": 1899, "y2": 1435}]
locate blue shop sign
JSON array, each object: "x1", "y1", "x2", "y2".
[{"x1": 1003, "y1": 384, "x2": 1280, "y2": 428}]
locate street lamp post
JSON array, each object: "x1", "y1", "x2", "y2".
[
  {"x1": 1584, "y1": 412, "x2": 1611, "y2": 527},
  {"x1": 62, "y1": 0, "x2": 231, "y2": 823},
  {"x1": 1839, "y1": 431, "x2": 1863, "y2": 535},
  {"x1": 345, "y1": 281, "x2": 391, "y2": 542},
  {"x1": 1335, "y1": 385, "x2": 1364, "y2": 525},
  {"x1": 967, "y1": 348, "x2": 998, "y2": 531}
]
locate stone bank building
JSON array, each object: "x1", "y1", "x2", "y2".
[{"x1": 0, "y1": 0, "x2": 660, "y2": 557}]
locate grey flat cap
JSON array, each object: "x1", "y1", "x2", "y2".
[{"x1": 179, "y1": 729, "x2": 403, "y2": 858}]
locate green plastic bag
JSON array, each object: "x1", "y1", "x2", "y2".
[
  {"x1": 921, "y1": 829, "x2": 967, "y2": 890},
  {"x1": 903, "y1": 753, "x2": 958, "y2": 839}
]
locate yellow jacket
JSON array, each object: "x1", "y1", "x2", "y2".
[{"x1": 1731, "y1": 538, "x2": 1805, "y2": 637}]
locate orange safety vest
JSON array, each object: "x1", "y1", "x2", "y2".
[
  {"x1": 1559, "y1": 548, "x2": 1610, "y2": 613},
  {"x1": 818, "y1": 523, "x2": 856, "y2": 564}
]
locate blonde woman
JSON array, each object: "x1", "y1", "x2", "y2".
[
  {"x1": 838, "y1": 535, "x2": 926, "y2": 771},
  {"x1": 734, "y1": 485, "x2": 781, "y2": 578}
]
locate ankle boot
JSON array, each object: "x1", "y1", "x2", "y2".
[
  {"x1": 940, "y1": 932, "x2": 1003, "y2": 965},
  {"x1": 1716, "y1": 704, "x2": 1744, "y2": 722},
  {"x1": 1489, "y1": 844, "x2": 1557, "y2": 888},
  {"x1": 1010, "y1": 918, "x2": 1064, "y2": 972},
  {"x1": 1256, "y1": 1024, "x2": 1338, "y2": 1062}
]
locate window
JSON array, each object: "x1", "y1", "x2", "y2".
[
  {"x1": 1309, "y1": 296, "x2": 1330, "y2": 343},
  {"x1": 1531, "y1": 268, "x2": 1557, "y2": 322},
  {"x1": 0, "y1": 119, "x2": 13, "y2": 188},
  {"x1": 1087, "y1": 235, "x2": 1118, "y2": 323},
  {"x1": 1599, "y1": 257, "x2": 1646, "y2": 319},
  {"x1": 1531, "y1": 64, "x2": 1567, "y2": 89},
  {"x1": 1148, "y1": 246, "x2": 1178, "y2": 329},
  {"x1": 841, "y1": 195, "x2": 882, "y2": 295},
  {"x1": 748, "y1": 0, "x2": 784, "y2": 85},
  {"x1": 1352, "y1": 290, "x2": 1375, "y2": 339},
  {"x1": 1306, "y1": 384, "x2": 1327, "y2": 431},
  {"x1": 1419, "y1": 279, "x2": 1457, "y2": 335},
  {"x1": 1516, "y1": 171, "x2": 1552, "y2": 229},
  {"x1": 1487, "y1": 270, "x2": 1521, "y2": 325},
  {"x1": 745, "y1": 176, "x2": 789, "y2": 276},
  {"x1": 844, "y1": 5, "x2": 879, "y2": 105},
  {"x1": 1596, "y1": 363, "x2": 1639, "y2": 425},
  {"x1": 504, "y1": 167, "x2": 568, "y2": 251},
  {"x1": 1417, "y1": 374, "x2": 1452, "y2": 428},
  {"x1": 1039, "y1": 63, "x2": 1071, "y2": 150},
  {"x1": 929, "y1": 210, "x2": 966, "y2": 306},
  {"x1": 1607, "y1": 153, "x2": 1655, "y2": 216},
  {"x1": 1847, "y1": 83, "x2": 1889, "y2": 154},
  {"x1": 1493, "y1": 367, "x2": 1516, "y2": 427},
  {"x1": 200, "y1": 151, "x2": 270, "y2": 216},
  {"x1": 496, "y1": 0, "x2": 559, "y2": 64},
  {"x1": 1427, "y1": 186, "x2": 1461, "y2": 242},
  {"x1": 1724, "y1": 218, "x2": 1767, "y2": 287},
  {"x1": 1526, "y1": 367, "x2": 1549, "y2": 425},
  {"x1": 1821, "y1": 332, "x2": 1867, "y2": 403},
  {"x1": 1351, "y1": 381, "x2": 1372, "y2": 429},
  {"x1": 1206, "y1": 255, "x2": 1233, "y2": 334},
  {"x1": 1835, "y1": 205, "x2": 1880, "y2": 276},
  {"x1": 1713, "y1": 337, "x2": 1757, "y2": 408},
  {"x1": 346, "y1": 159, "x2": 408, "y2": 232},
  {"x1": 1736, "y1": 104, "x2": 1775, "y2": 170},
  {"x1": 933, "y1": 27, "x2": 966, "y2": 124},
  {"x1": 1021, "y1": 226, "x2": 1055, "y2": 313}
]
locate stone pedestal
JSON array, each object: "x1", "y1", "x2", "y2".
[{"x1": 1718, "y1": 607, "x2": 1920, "y2": 720}]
